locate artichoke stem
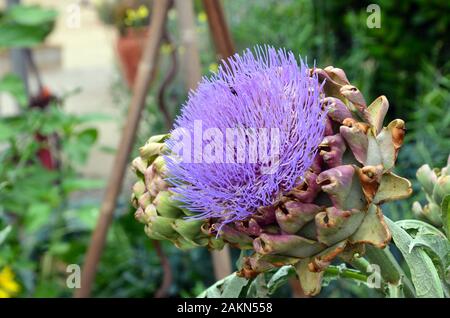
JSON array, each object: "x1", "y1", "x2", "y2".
[
  {"x1": 324, "y1": 266, "x2": 368, "y2": 283},
  {"x1": 347, "y1": 256, "x2": 385, "y2": 293},
  {"x1": 349, "y1": 256, "x2": 371, "y2": 274},
  {"x1": 365, "y1": 245, "x2": 415, "y2": 297}
]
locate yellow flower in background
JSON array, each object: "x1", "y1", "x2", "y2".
[
  {"x1": 161, "y1": 43, "x2": 174, "y2": 55},
  {"x1": 124, "y1": 5, "x2": 149, "y2": 26},
  {"x1": 0, "y1": 266, "x2": 20, "y2": 298},
  {"x1": 197, "y1": 11, "x2": 207, "y2": 23},
  {"x1": 208, "y1": 62, "x2": 219, "y2": 73},
  {"x1": 124, "y1": 8, "x2": 136, "y2": 26},
  {"x1": 126, "y1": 8, "x2": 136, "y2": 19},
  {"x1": 137, "y1": 5, "x2": 149, "y2": 19}
]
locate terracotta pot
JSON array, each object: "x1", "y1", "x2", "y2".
[{"x1": 116, "y1": 28, "x2": 148, "y2": 88}]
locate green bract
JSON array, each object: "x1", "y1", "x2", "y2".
[
  {"x1": 131, "y1": 134, "x2": 225, "y2": 250},
  {"x1": 414, "y1": 155, "x2": 450, "y2": 232}
]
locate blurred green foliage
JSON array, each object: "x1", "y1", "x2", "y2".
[
  {"x1": 0, "y1": 74, "x2": 104, "y2": 296},
  {"x1": 225, "y1": 0, "x2": 450, "y2": 121},
  {"x1": 0, "y1": 5, "x2": 57, "y2": 48},
  {"x1": 400, "y1": 63, "x2": 450, "y2": 173},
  {"x1": 0, "y1": 72, "x2": 192, "y2": 298}
]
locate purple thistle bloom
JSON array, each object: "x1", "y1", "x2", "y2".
[{"x1": 165, "y1": 46, "x2": 327, "y2": 227}]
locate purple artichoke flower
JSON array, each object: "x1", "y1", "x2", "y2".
[
  {"x1": 165, "y1": 46, "x2": 327, "y2": 227},
  {"x1": 131, "y1": 46, "x2": 412, "y2": 295}
]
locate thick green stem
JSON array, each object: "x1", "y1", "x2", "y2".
[
  {"x1": 347, "y1": 256, "x2": 386, "y2": 293},
  {"x1": 325, "y1": 265, "x2": 368, "y2": 283},
  {"x1": 365, "y1": 245, "x2": 399, "y2": 282},
  {"x1": 365, "y1": 245, "x2": 415, "y2": 297},
  {"x1": 349, "y1": 256, "x2": 371, "y2": 274}
]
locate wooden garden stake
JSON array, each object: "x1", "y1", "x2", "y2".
[
  {"x1": 77, "y1": 0, "x2": 236, "y2": 297},
  {"x1": 176, "y1": 0, "x2": 233, "y2": 280},
  {"x1": 75, "y1": 0, "x2": 170, "y2": 298},
  {"x1": 202, "y1": 0, "x2": 235, "y2": 60},
  {"x1": 175, "y1": 0, "x2": 202, "y2": 91}
]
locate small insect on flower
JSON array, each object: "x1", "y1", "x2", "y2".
[{"x1": 165, "y1": 46, "x2": 328, "y2": 228}]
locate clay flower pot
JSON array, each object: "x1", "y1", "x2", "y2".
[{"x1": 116, "y1": 27, "x2": 148, "y2": 88}]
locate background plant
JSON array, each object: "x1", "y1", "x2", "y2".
[
  {"x1": 225, "y1": 0, "x2": 450, "y2": 121},
  {"x1": 94, "y1": 0, "x2": 152, "y2": 34}
]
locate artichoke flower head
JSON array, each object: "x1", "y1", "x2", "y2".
[
  {"x1": 131, "y1": 46, "x2": 412, "y2": 295},
  {"x1": 414, "y1": 155, "x2": 450, "y2": 228}
]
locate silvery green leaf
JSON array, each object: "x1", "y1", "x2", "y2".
[
  {"x1": 409, "y1": 235, "x2": 448, "y2": 270},
  {"x1": 395, "y1": 219, "x2": 446, "y2": 239},
  {"x1": 197, "y1": 273, "x2": 249, "y2": 298},
  {"x1": 442, "y1": 195, "x2": 450, "y2": 239},
  {"x1": 220, "y1": 274, "x2": 249, "y2": 298},
  {"x1": 203, "y1": 286, "x2": 221, "y2": 298},
  {"x1": 267, "y1": 265, "x2": 294, "y2": 294},
  {"x1": 405, "y1": 228, "x2": 450, "y2": 297},
  {"x1": 197, "y1": 276, "x2": 228, "y2": 298},
  {"x1": 246, "y1": 274, "x2": 269, "y2": 298},
  {"x1": 387, "y1": 218, "x2": 444, "y2": 298}
]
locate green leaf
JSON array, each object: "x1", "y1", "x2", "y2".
[
  {"x1": 442, "y1": 195, "x2": 450, "y2": 239},
  {"x1": 0, "y1": 5, "x2": 56, "y2": 48},
  {"x1": 0, "y1": 225, "x2": 12, "y2": 245},
  {"x1": 77, "y1": 128, "x2": 98, "y2": 143},
  {"x1": 0, "y1": 22, "x2": 53, "y2": 48},
  {"x1": 7, "y1": 5, "x2": 57, "y2": 26},
  {"x1": 409, "y1": 236, "x2": 449, "y2": 267},
  {"x1": 397, "y1": 219, "x2": 450, "y2": 296},
  {"x1": 245, "y1": 274, "x2": 269, "y2": 298},
  {"x1": 0, "y1": 122, "x2": 16, "y2": 141},
  {"x1": 24, "y1": 203, "x2": 52, "y2": 233},
  {"x1": 198, "y1": 284, "x2": 220, "y2": 298},
  {"x1": 63, "y1": 128, "x2": 98, "y2": 164},
  {"x1": 76, "y1": 113, "x2": 113, "y2": 123},
  {"x1": 61, "y1": 178, "x2": 104, "y2": 194},
  {"x1": 396, "y1": 219, "x2": 447, "y2": 239},
  {"x1": 0, "y1": 74, "x2": 27, "y2": 106},
  {"x1": 48, "y1": 242, "x2": 71, "y2": 256},
  {"x1": 267, "y1": 265, "x2": 294, "y2": 294},
  {"x1": 197, "y1": 273, "x2": 249, "y2": 298},
  {"x1": 64, "y1": 206, "x2": 99, "y2": 232},
  {"x1": 408, "y1": 234, "x2": 450, "y2": 296},
  {"x1": 387, "y1": 218, "x2": 444, "y2": 298},
  {"x1": 220, "y1": 274, "x2": 249, "y2": 298}
]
